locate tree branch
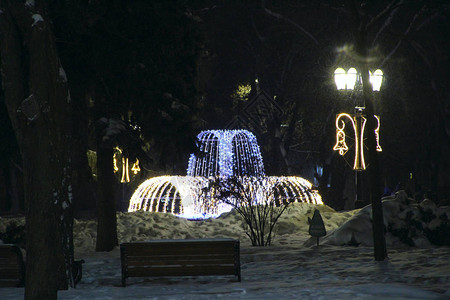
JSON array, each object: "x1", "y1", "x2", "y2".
[
  {"x1": 372, "y1": 0, "x2": 403, "y2": 46},
  {"x1": 367, "y1": 0, "x2": 402, "y2": 29},
  {"x1": 262, "y1": 5, "x2": 318, "y2": 45},
  {"x1": 379, "y1": 4, "x2": 426, "y2": 68},
  {"x1": 251, "y1": 15, "x2": 265, "y2": 42}
]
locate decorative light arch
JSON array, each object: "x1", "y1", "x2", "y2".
[
  {"x1": 271, "y1": 176, "x2": 323, "y2": 206},
  {"x1": 128, "y1": 176, "x2": 211, "y2": 218},
  {"x1": 129, "y1": 175, "x2": 322, "y2": 218}
]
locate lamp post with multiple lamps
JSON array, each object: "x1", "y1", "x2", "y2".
[{"x1": 332, "y1": 67, "x2": 383, "y2": 208}]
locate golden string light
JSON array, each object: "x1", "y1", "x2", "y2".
[
  {"x1": 333, "y1": 113, "x2": 381, "y2": 171},
  {"x1": 131, "y1": 159, "x2": 141, "y2": 174},
  {"x1": 113, "y1": 147, "x2": 140, "y2": 183},
  {"x1": 375, "y1": 115, "x2": 382, "y2": 152},
  {"x1": 121, "y1": 157, "x2": 130, "y2": 183},
  {"x1": 333, "y1": 113, "x2": 353, "y2": 155},
  {"x1": 113, "y1": 147, "x2": 121, "y2": 173}
]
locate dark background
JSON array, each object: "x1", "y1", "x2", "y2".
[{"x1": 1, "y1": 0, "x2": 449, "y2": 213}]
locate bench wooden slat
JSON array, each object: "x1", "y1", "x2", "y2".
[
  {"x1": 125, "y1": 248, "x2": 234, "y2": 256},
  {"x1": 0, "y1": 280, "x2": 22, "y2": 288},
  {"x1": 126, "y1": 253, "x2": 235, "y2": 260},
  {"x1": 127, "y1": 265, "x2": 237, "y2": 277},
  {"x1": 0, "y1": 269, "x2": 19, "y2": 277},
  {"x1": 120, "y1": 239, "x2": 241, "y2": 286},
  {"x1": 127, "y1": 258, "x2": 235, "y2": 266},
  {"x1": 123, "y1": 244, "x2": 234, "y2": 256},
  {"x1": 0, "y1": 260, "x2": 21, "y2": 266},
  {"x1": 0, "y1": 247, "x2": 19, "y2": 254},
  {"x1": 0, "y1": 269, "x2": 21, "y2": 278},
  {"x1": 0, "y1": 252, "x2": 18, "y2": 258},
  {"x1": 0, "y1": 244, "x2": 25, "y2": 287}
]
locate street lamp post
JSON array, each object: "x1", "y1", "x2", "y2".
[{"x1": 333, "y1": 67, "x2": 383, "y2": 207}]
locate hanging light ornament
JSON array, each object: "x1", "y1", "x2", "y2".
[{"x1": 113, "y1": 147, "x2": 141, "y2": 183}]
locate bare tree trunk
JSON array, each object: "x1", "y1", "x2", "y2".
[
  {"x1": 71, "y1": 87, "x2": 97, "y2": 216},
  {"x1": 0, "y1": 1, "x2": 75, "y2": 298},
  {"x1": 95, "y1": 121, "x2": 118, "y2": 251}
]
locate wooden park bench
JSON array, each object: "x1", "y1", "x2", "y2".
[
  {"x1": 120, "y1": 238, "x2": 241, "y2": 286},
  {"x1": 0, "y1": 244, "x2": 84, "y2": 288},
  {"x1": 0, "y1": 244, "x2": 25, "y2": 287}
]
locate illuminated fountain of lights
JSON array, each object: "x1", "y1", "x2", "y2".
[
  {"x1": 128, "y1": 176, "x2": 213, "y2": 218},
  {"x1": 187, "y1": 130, "x2": 265, "y2": 178},
  {"x1": 128, "y1": 130, "x2": 323, "y2": 218}
]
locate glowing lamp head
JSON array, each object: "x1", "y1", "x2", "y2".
[
  {"x1": 370, "y1": 69, "x2": 383, "y2": 91},
  {"x1": 334, "y1": 67, "x2": 358, "y2": 90},
  {"x1": 346, "y1": 68, "x2": 358, "y2": 90},
  {"x1": 334, "y1": 68, "x2": 347, "y2": 90}
]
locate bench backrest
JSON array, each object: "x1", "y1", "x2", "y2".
[
  {"x1": 120, "y1": 239, "x2": 240, "y2": 285},
  {"x1": 0, "y1": 244, "x2": 25, "y2": 287}
]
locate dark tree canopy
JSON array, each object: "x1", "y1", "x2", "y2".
[{"x1": 0, "y1": 0, "x2": 449, "y2": 211}]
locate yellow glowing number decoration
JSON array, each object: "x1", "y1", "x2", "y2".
[
  {"x1": 131, "y1": 159, "x2": 141, "y2": 174},
  {"x1": 113, "y1": 147, "x2": 140, "y2": 183},
  {"x1": 333, "y1": 113, "x2": 381, "y2": 171}
]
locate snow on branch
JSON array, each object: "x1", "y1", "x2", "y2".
[
  {"x1": 59, "y1": 66, "x2": 67, "y2": 83},
  {"x1": 25, "y1": 0, "x2": 35, "y2": 8},
  {"x1": 31, "y1": 14, "x2": 43, "y2": 27},
  {"x1": 100, "y1": 118, "x2": 127, "y2": 142}
]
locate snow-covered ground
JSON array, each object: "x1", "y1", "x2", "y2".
[{"x1": 0, "y1": 191, "x2": 449, "y2": 299}]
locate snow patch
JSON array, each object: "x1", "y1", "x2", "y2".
[
  {"x1": 31, "y1": 14, "x2": 43, "y2": 27},
  {"x1": 68, "y1": 185, "x2": 73, "y2": 203},
  {"x1": 0, "y1": 200, "x2": 448, "y2": 299},
  {"x1": 59, "y1": 67, "x2": 67, "y2": 82},
  {"x1": 62, "y1": 201, "x2": 69, "y2": 210},
  {"x1": 102, "y1": 118, "x2": 127, "y2": 142},
  {"x1": 308, "y1": 191, "x2": 450, "y2": 247},
  {"x1": 25, "y1": 0, "x2": 35, "y2": 8}
]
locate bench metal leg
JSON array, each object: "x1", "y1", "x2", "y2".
[{"x1": 120, "y1": 245, "x2": 127, "y2": 287}]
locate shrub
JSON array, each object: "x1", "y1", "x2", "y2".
[{"x1": 204, "y1": 176, "x2": 291, "y2": 246}]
